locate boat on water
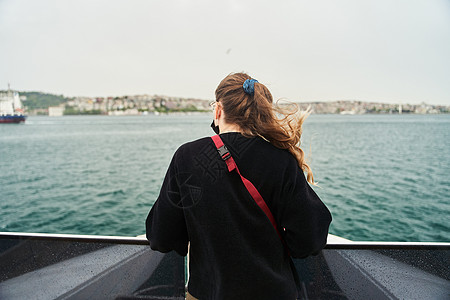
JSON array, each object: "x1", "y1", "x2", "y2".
[
  {"x1": 0, "y1": 232, "x2": 448, "y2": 299},
  {"x1": 0, "y1": 85, "x2": 27, "y2": 124}
]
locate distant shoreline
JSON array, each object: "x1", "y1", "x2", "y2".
[
  {"x1": 2, "y1": 90, "x2": 448, "y2": 116},
  {"x1": 24, "y1": 112, "x2": 450, "y2": 118}
]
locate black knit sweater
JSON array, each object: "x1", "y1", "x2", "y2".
[{"x1": 146, "y1": 132, "x2": 332, "y2": 300}]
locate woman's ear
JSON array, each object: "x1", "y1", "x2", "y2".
[{"x1": 215, "y1": 103, "x2": 222, "y2": 121}]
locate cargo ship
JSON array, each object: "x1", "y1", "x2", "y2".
[{"x1": 0, "y1": 84, "x2": 26, "y2": 123}]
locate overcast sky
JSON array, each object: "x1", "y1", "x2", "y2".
[{"x1": 1, "y1": 0, "x2": 449, "y2": 105}]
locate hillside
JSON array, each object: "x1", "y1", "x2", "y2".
[{"x1": 15, "y1": 91, "x2": 68, "y2": 110}]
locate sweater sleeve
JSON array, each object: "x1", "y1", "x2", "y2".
[
  {"x1": 279, "y1": 167, "x2": 332, "y2": 258},
  {"x1": 145, "y1": 150, "x2": 189, "y2": 256}
]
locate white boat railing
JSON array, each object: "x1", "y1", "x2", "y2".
[{"x1": 0, "y1": 232, "x2": 448, "y2": 300}]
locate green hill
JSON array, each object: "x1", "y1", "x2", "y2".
[{"x1": 14, "y1": 91, "x2": 68, "y2": 110}]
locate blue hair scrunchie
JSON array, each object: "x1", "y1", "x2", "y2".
[{"x1": 243, "y1": 78, "x2": 258, "y2": 95}]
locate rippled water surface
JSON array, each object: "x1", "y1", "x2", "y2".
[{"x1": 0, "y1": 114, "x2": 449, "y2": 242}]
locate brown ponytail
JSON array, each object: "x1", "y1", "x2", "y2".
[{"x1": 215, "y1": 72, "x2": 314, "y2": 184}]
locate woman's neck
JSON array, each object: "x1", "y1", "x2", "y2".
[{"x1": 219, "y1": 123, "x2": 242, "y2": 134}]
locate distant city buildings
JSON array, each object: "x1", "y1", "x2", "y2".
[
  {"x1": 20, "y1": 92, "x2": 450, "y2": 116},
  {"x1": 60, "y1": 94, "x2": 210, "y2": 115},
  {"x1": 295, "y1": 100, "x2": 449, "y2": 115}
]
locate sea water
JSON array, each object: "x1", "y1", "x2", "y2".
[{"x1": 0, "y1": 114, "x2": 448, "y2": 242}]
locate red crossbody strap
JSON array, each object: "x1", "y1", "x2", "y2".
[{"x1": 211, "y1": 135, "x2": 283, "y2": 241}]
